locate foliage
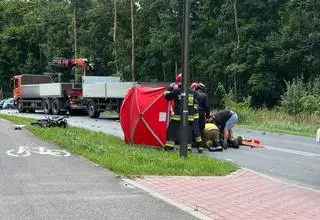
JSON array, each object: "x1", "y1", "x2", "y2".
[
  {"x1": 0, "y1": 114, "x2": 238, "y2": 176},
  {"x1": 212, "y1": 82, "x2": 226, "y2": 109},
  {"x1": 0, "y1": 0, "x2": 319, "y2": 112},
  {"x1": 280, "y1": 77, "x2": 320, "y2": 115}
]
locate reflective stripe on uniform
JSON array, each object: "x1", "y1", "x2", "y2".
[
  {"x1": 188, "y1": 115, "x2": 194, "y2": 121},
  {"x1": 165, "y1": 141, "x2": 175, "y2": 147},
  {"x1": 193, "y1": 113, "x2": 199, "y2": 119},
  {"x1": 188, "y1": 96, "x2": 194, "y2": 106},
  {"x1": 205, "y1": 123, "x2": 218, "y2": 131},
  {"x1": 172, "y1": 115, "x2": 194, "y2": 121},
  {"x1": 171, "y1": 115, "x2": 181, "y2": 121},
  {"x1": 195, "y1": 136, "x2": 202, "y2": 142}
]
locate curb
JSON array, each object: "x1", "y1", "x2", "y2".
[{"x1": 123, "y1": 178, "x2": 211, "y2": 220}]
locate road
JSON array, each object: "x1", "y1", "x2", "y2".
[
  {"x1": 0, "y1": 117, "x2": 196, "y2": 220},
  {"x1": 1, "y1": 109, "x2": 320, "y2": 191}
]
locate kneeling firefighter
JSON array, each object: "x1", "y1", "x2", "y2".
[
  {"x1": 203, "y1": 118, "x2": 223, "y2": 152},
  {"x1": 164, "y1": 74, "x2": 203, "y2": 153}
]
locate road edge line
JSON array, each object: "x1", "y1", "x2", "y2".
[{"x1": 123, "y1": 178, "x2": 211, "y2": 220}]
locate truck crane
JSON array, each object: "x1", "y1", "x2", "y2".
[{"x1": 51, "y1": 58, "x2": 95, "y2": 76}]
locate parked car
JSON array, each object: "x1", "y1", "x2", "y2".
[
  {"x1": 0, "y1": 99, "x2": 6, "y2": 109},
  {"x1": 2, "y1": 98, "x2": 15, "y2": 109}
]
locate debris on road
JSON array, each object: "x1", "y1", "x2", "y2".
[
  {"x1": 13, "y1": 124, "x2": 26, "y2": 130},
  {"x1": 31, "y1": 116, "x2": 68, "y2": 128}
]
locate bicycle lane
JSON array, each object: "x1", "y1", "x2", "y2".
[{"x1": 0, "y1": 119, "x2": 198, "y2": 220}]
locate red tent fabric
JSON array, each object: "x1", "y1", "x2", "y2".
[{"x1": 120, "y1": 86, "x2": 172, "y2": 148}]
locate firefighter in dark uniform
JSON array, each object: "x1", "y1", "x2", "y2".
[
  {"x1": 194, "y1": 83, "x2": 210, "y2": 137},
  {"x1": 164, "y1": 74, "x2": 203, "y2": 153},
  {"x1": 190, "y1": 82, "x2": 204, "y2": 153}
]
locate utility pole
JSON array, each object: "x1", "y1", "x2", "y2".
[
  {"x1": 180, "y1": 0, "x2": 191, "y2": 158},
  {"x1": 73, "y1": 2, "x2": 78, "y2": 82}
]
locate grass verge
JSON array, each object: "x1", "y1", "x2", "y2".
[
  {"x1": 234, "y1": 107, "x2": 319, "y2": 137},
  {"x1": 224, "y1": 97, "x2": 319, "y2": 137},
  {"x1": 0, "y1": 114, "x2": 238, "y2": 177}
]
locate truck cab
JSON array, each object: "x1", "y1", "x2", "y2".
[
  {"x1": 13, "y1": 74, "x2": 52, "y2": 112},
  {"x1": 13, "y1": 74, "x2": 52, "y2": 102}
]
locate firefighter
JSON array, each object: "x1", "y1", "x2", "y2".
[
  {"x1": 190, "y1": 82, "x2": 204, "y2": 153},
  {"x1": 203, "y1": 118, "x2": 223, "y2": 152},
  {"x1": 164, "y1": 74, "x2": 203, "y2": 153},
  {"x1": 194, "y1": 83, "x2": 210, "y2": 137}
]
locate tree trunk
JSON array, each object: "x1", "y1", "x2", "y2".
[
  {"x1": 130, "y1": 0, "x2": 136, "y2": 81},
  {"x1": 73, "y1": 4, "x2": 78, "y2": 82},
  {"x1": 73, "y1": 5, "x2": 77, "y2": 59},
  {"x1": 233, "y1": 0, "x2": 240, "y2": 99},
  {"x1": 162, "y1": 62, "x2": 166, "y2": 82},
  {"x1": 113, "y1": 0, "x2": 119, "y2": 73},
  {"x1": 175, "y1": 58, "x2": 178, "y2": 76}
]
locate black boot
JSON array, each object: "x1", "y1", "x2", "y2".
[
  {"x1": 223, "y1": 142, "x2": 228, "y2": 150},
  {"x1": 209, "y1": 146, "x2": 223, "y2": 151}
]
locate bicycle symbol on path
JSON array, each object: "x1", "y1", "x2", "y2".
[{"x1": 6, "y1": 146, "x2": 71, "y2": 158}]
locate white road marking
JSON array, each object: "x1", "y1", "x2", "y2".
[
  {"x1": 6, "y1": 146, "x2": 70, "y2": 158},
  {"x1": 264, "y1": 145, "x2": 320, "y2": 157},
  {"x1": 7, "y1": 146, "x2": 31, "y2": 157}
]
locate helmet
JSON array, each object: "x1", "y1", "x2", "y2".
[
  {"x1": 190, "y1": 82, "x2": 199, "y2": 90},
  {"x1": 196, "y1": 83, "x2": 206, "y2": 91},
  {"x1": 175, "y1": 73, "x2": 182, "y2": 85}
]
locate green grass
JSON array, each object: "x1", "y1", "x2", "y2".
[
  {"x1": 233, "y1": 106, "x2": 319, "y2": 137},
  {"x1": 0, "y1": 114, "x2": 238, "y2": 177}
]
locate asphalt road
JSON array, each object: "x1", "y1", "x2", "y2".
[
  {"x1": 0, "y1": 118, "x2": 196, "y2": 220},
  {"x1": 1, "y1": 109, "x2": 320, "y2": 191}
]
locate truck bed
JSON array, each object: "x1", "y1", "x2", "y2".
[
  {"x1": 21, "y1": 83, "x2": 81, "y2": 99},
  {"x1": 83, "y1": 82, "x2": 135, "y2": 98}
]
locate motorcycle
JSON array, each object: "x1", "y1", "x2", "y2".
[{"x1": 31, "y1": 115, "x2": 68, "y2": 128}]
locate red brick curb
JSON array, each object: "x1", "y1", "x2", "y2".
[{"x1": 126, "y1": 169, "x2": 320, "y2": 220}]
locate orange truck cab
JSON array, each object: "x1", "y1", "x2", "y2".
[{"x1": 13, "y1": 74, "x2": 52, "y2": 103}]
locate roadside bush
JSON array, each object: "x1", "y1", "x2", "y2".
[
  {"x1": 280, "y1": 77, "x2": 320, "y2": 115},
  {"x1": 280, "y1": 78, "x2": 306, "y2": 114},
  {"x1": 300, "y1": 95, "x2": 320, "y2": 115},
  {"x1": 212, "y1": 82, "x2": 226, "y2": 109}
]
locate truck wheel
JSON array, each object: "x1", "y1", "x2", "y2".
[
  {"x1": 87, "y1": 101, "x2": 100, "y2": 118},
  {"x1": 43, "y1": 99, "x2": 52, "y2": 114},
  {"x1": 17, "y1": 100, "x2": 25, "y2": 113},
  {"x1": 52, "y1": 99, "x2": 60, "y2": 115}
]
